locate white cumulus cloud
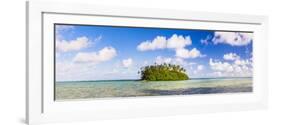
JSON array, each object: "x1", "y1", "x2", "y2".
[
  {"x1": 166, "y1": 34, "x2": 192, "y2": 49},
  {"x1": 137, "y1": 34, "x2": 192, "y2": 51},
  {"x1": 234, "y1": 59, "x2": 251, "y2": 66},
  {"x1": 175, "y1": 48, "x2": 203, "y2": 59},
  {"x1": 209, "y1": 59, "x2": 233, "y2": 72},
  {"x1": 197, "y1": 65, "x2": 204, "y2": 71},
  {"x1": 209, "y1": 58, "x2": 252, "y2": 77},
  {"x1": 137, "y1": 36, "x2": 167, "y2": 51},
  {"x1": 212, "y1": 32, "x2": 253, "y2": 46},
  {"x1": 73, "y1": 46, "x2": 117, "y2": 63},
  {"x1": 137, "y1": 34, "x2": 203, "y2": 59},
  {"x1": 223, "y1": 53, "x2": 240, "y2": 61},
  {"x1": 56, "y1": 36, "x2": 90, "y2": 52},
  {"x1": 122, "y1": 58, "x2": 133, "y2": 68}
]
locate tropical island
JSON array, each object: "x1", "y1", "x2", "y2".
[{"x1": 138, "y1": 63, "x2": 189, "y2": 81}]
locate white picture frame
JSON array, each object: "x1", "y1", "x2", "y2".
[{"x1": 26, "y1": 1, "x2": 268, "y2": 124}]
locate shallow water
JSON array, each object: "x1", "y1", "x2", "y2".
[{"x1": 55, "y1": 77, "x2": 252, "y2": 100}]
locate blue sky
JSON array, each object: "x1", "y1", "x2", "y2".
[{"x1": 55, "y1": 24, "x2": 253, "y2": 81}]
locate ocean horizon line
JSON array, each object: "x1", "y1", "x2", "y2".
[{"x1": 56, "y1": 77, "x2": 253, "y2": 83}]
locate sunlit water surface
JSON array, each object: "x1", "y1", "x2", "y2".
[{"x1": 56, "y1": 77, "x2": 252, "y2": 100}]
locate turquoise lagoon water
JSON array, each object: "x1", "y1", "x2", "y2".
[{"x1": 55, "y1": 77, "x2": 252, "y2": 100}]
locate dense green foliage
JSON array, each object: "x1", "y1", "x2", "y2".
[{"x1": 138, "y1": 63, "x2": 189, "y2": 81}]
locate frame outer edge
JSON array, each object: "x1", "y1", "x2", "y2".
[
  {"x1": 25, "y1": 1, "x2": 29, "y2": 124},
  {"x1": 26, "y1": 1, "x2": 269, "y2": 124},
  {"x1": 27, "y1": 1, "x2": 44, "y2": 124}
]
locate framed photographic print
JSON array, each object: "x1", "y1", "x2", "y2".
[{"x1": 26, "y1": 1, "x2": 268, "y2": 124}]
